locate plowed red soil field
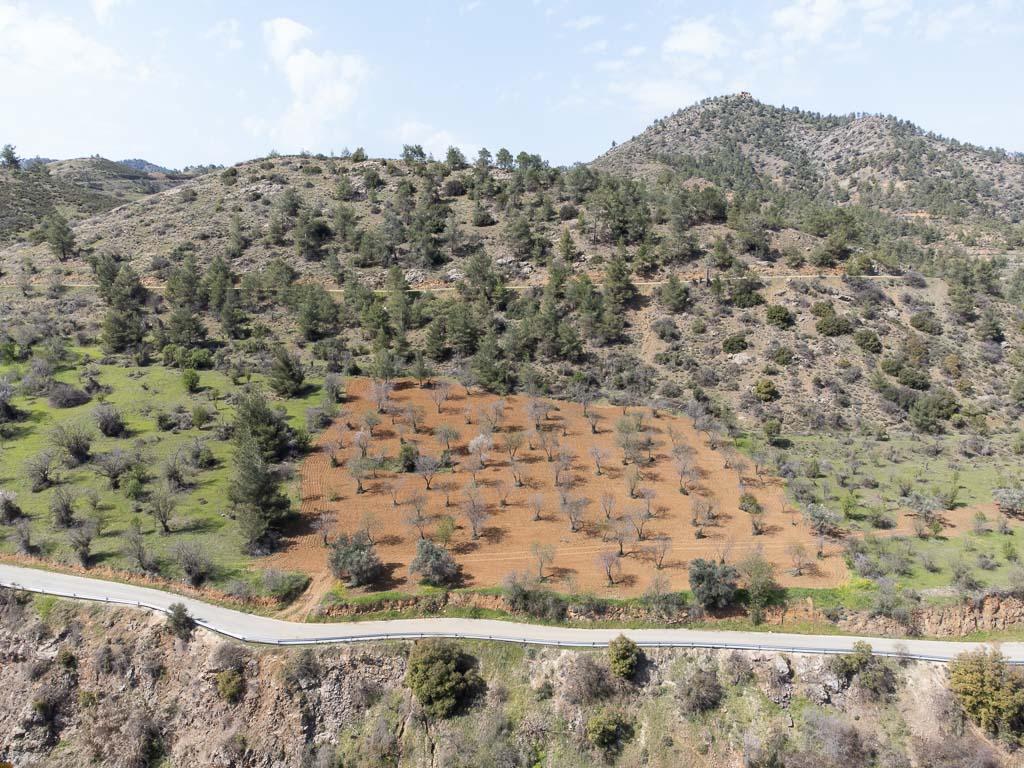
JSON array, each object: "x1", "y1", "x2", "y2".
[{"x1": 264, "y1": 378, "x2": 852, "y2": 599}]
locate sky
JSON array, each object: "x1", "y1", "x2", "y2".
[{"x1": 1, "y1": 0, "x2": 1022, "y2": 169}]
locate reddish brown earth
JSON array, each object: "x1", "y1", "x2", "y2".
[{"x1": 263, "y1": 379, "x2": 868, "y2": 601}]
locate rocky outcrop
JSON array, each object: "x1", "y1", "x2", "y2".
[{"x1": 839, "y1": 592, "x2": 1024, "y2": 638}]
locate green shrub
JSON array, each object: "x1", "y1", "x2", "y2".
[
  {"x1": 854, "y1": 328, "x2": 883, "y2": 353},
  {"x1": 182, "y1": 368, "x2": 200, "y2": 393},
  {"x1": 765, "y1": 304, "x2": 794, "y2": 328},
  {"x1": 608, "y1": 634, "x2": 641, "y2": 680},
  {"x1": 722, "y1": 333, "x2": 748, "y2": 354},
  {"x1": 405, "y1": 639, "x2": 481, "y2": 718},
  {"x1": 585, "y1": 708, "x2": 634, "y2": 753},
  {"x1": 752, "y1": 378, "x2": 780, "y2": 402},
  {"x1": 689, "y1": 559, "x2": 738, "y2": 609},
  {"x1": 166, "y1": 602, "x2": 194, "y2": 641},
  {"x1": 910, "y1": 311, "x2": 943, "y2": 335},
  {"x1": 816, "y1": 313, "x2": 853, "y2": 336},
  {"x1": 216, "y1": 669, "x2": 245, "y2": 703},
  {"x1": 949, "y1": 650, "x2": 1024, "y2": 740}
]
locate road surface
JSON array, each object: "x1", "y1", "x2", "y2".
[{"x1": 0, "y1": 564, "x2": 1015, "y2": 662}]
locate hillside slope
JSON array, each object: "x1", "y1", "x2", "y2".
[{"x1": 593, "y1": 94, "x2": 1024, "y2": 230}]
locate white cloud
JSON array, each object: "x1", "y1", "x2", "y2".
[
  {"x1": 0, "y1": 3, "x2": 125, "y2": 79},
  {"x1": 565, "y1": 15, "x2": 603, "y2": 31},
  {"x1": 91, "y1": 0, "x2": 126, "y2": 23},
  {"x1": 205, "y1": 18, "x2": 243, "y2": 51},
  {"x1": 857, "y1": 0, "x2": 912, "y2": 33},
  {"x1": 583, "y1": 39, "x2": 608, "y2": 54},
  {"x1": 662, "y1": 19, "x2": 729, "y2": 59},
  {"x1": 264, "y1": 17, "x2": 311, "y2": 62},
  {"x1": 925, "y1": 3, "x2": 976, "y2": 41},
  {"x1": 595, "y1": 59, "x2": 625, "y2": 72},
  {"x1": 624, "y1": 45, "x2": 647, "y2": 57},
  {"x1": 256, "y1": 17, "x2": 368, "y2": 150},
  {"x1": 771, "y1": 0, "x2": 847, "y2": 42},
  {"x1": 608, "y1": 78, "x2": 705, "y2": 115},
  {"x1": 397, "y1": 120, "x2": 477, "y2": 159}
]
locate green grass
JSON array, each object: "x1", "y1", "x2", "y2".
[{"x1": 0, "y1": 346, "x2": 324, "y2": 591}]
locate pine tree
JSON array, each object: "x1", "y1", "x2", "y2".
[
  {"x1": 228, "y1": 433, "x2": 289, "y2": 553},
  {"x1": 603, "y1": 247, "x2": 636, "y2": 310},
  {"x1": 471, "y1": 330, "x2": 510, "y2": 394},
  {"x1": 234, "y1": 389, "x2": 292, "y2": 461},
  {"x1": 101, "y1": 265, "x2": 147, "y2": 353},
  {"x1": 268, "y1": 346, "x2": 305, "y2": 397}
]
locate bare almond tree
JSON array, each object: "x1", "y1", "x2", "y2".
[
  {"x1": 628, "y1": 507, "x2": 653, "y2": 541},
  {"x1": 597, "y1": 550, "x2": 621, "y2": 585},
  {"x1": 371, "y1": 380, "x2": 394, "y2": 413},
  {"x1": 554, "y1": 449, "x2": 575, "y2": 488},
  {"x1": 788, "y1": 542, "x2": 809, "y2": 576},
  {"x1": 480, "y1": 399, "x2": 507, "y2": 433},
  {"x1": 561, "y1": 494, "x2": 585, "y2": 533},
  {"x1": 467, "y1": 433, "x2": 493, "y2": 468},
  {"x1": 463, "y1": 495, "x2": 489, "y2": 540},
  {"x1": 435, "y1": 425, "x2": 459, "y2": 454},
  {"x1": 504, "y1": 430, "x2": 525, "y2": 461},
  {"x1": 599, "y1": 492, "x2": 616, "y2": 520},
  {"x1": 625, "y1": 465, "x2": 642, "y2": 498},
  {"x1": 528, "y1": 494, "x2": 544, "y2": 522},
  {"x1": 430, "y1": 381, "x2": 452, "y2": 414},
  {"x1": 509, "y1": 457, "x2": 524, "y2": 488},
  {"x1": 586, "y1": 410, "x2": 600, "y2": 434},
  {"x1": 415, "y1": 454, "x2": 440, "y2": 490},
  {"x1": 609, "y1": 518, "x2": 633, "y2": 556},
  {"x1": 404, "y1": 493, "x2": 429, "y2": 539},
  {"x1": 403, "y1": 404, "x2": 425, "y2": 434},
  {"x1": 589, "y1": 446, "x2": 607, "y2": 476},
  {"x1": 496, "y1": 479, "x2": 512, "y2": 507},
  {"x1": 353, "y1": 429, "x2": 372, "y2": 458},
  {"x1": 650, "y1": 535, "x2": 671, "y2": 569},
  {"x1": 383, "y1": 481, "x2": 400, "y2": 507},
  {"x1": 312, "y1": 508, "x2": 337, "y2": 546},
  {"x1": 531, "y1": 543, "x2": 556, "y2": 581},
  {"x1": 538, "y1": 431, "x2": 559, "y2": 462},
  {"x1": 436, "y1": 479, "x2": 456, "y2": 508},
  {"x1": 359, "y1": 511, "x2": 381, "y2": 544}
]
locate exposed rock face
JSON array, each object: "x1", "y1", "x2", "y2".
[
  {"x1": 0, "y1": 589, "x2": 1018, "y2": 767},
  {"x1": 0, "y1": 593, "x2": 408, "y2": 768},
  {"x1": 839, "y1": 592, "x2": 1024, "y2": 638}
]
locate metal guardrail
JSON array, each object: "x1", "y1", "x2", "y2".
[{"x1": 0, "y1": 580, "x2": 989, "y2": 664}]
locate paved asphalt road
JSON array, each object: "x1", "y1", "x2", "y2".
[{"x1": 0, "y1": 564, "x2": 1017, "y2": 662}]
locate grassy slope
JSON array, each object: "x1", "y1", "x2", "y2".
[{"x1": 0, "y1": 346, "x2": 323, "y2": 588}]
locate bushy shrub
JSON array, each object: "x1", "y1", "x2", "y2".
[
  {"x1": 48, "y1": 383, "x2": 90, "y2": 408},
  {"x1": 816, "y1": 313, "x2": 853, "y2": 336},
  {"x1": 329, "y1": 531, "x2": 383, "y2": 587},
  {"x1": 409, "y1": 538, "x2": 459, "y2": 586},
  {"x1": 948, "y1": 650, "x2": 1024, "y2": 740},
  {"x1": 608, "y1": 634, "x2": 641, "y2": 680},
  {"x1": 688, "y1": 558, "x2": 738, "y2": 609},
  {"x1": 405, "y1": 640, "x2": 481, "y2": 718},
  {"x1": 216, "y1": 669, "x2": 245, "y2": 703},
  {"x1": 585, "y1": 709, "x2": 634, "y2": 753},
  {"x1": 854, "y1": 328, "x2": 882, "y2": 353},
  {"x1": 166, "y1": 603, "x2": 194, "y2": 640},
  {"x1": 765, "y1": 304, "x2": 794, "y2": 328},
  {"x1": 561, "y1": 654, "x2": 611, "y2": 705},
  {"x1": 0, "y1": 490, "x2": 22, "y2": 524},
  {"x1": 261, "y1": 570, "x2": 310, "y2": 603},
  {"x1": 93, "y1": 404, "x2": 126, "y2": 437},
  {"x1": 675, "y1": 665, "x2": 724, "y2": 713},
  {"x1": 722, "y1": 333, "x2": 748, "y2": 354}
]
